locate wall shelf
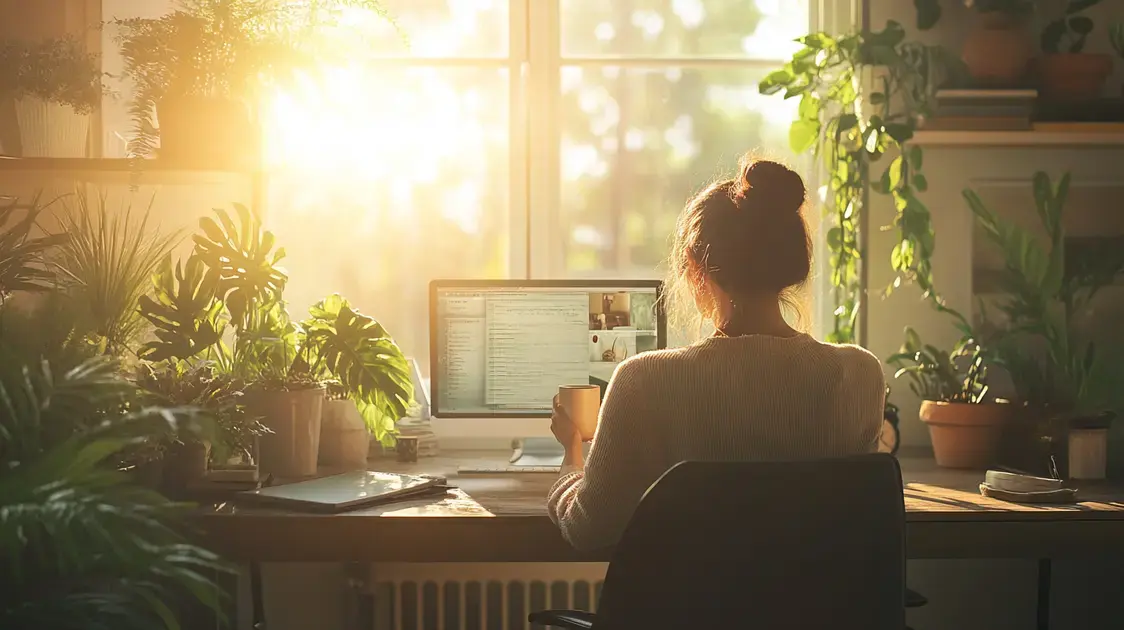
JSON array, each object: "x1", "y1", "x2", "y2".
[
  {"x1": 912, "y1": 130, "x2": 1124, "y2": 148},
  {"x1": 0, "y1": 157, "x2": 263, "y2": 186}
]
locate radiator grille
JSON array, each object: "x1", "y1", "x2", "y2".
[{"x1": 370, "y1": 563, "x2": 607, "y2": 630}]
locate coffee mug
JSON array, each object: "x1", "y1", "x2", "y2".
[{"x1": 558, "y1": 384, "x2": 601, "y2": 442}]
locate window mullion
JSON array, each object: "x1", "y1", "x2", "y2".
[
  {"x1": 526, "y1": 0, "x2": 560, "y2": 279},
  {"x1": 508, "y1": 0, "x2": 530, "y2": 279}
]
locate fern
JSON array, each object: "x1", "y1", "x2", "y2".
[{"x1": 0, "y1": 352, "x2": 231, "y2": 630}]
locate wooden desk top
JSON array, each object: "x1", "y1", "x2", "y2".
[{"x1": 197, "y1": 451, "x2": 1124, "y2": 563}]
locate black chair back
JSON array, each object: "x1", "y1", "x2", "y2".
[{"x1": 595, "y1": 454, "x2": 906, "y2": 630}]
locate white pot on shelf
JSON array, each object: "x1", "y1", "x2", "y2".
[{"x1": 13, "y1": 97, "x2": 89, "y2": 157}]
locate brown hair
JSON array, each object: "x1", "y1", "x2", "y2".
[{"x1": 668, "y1": 156, "x2": 811, "y2": 330}]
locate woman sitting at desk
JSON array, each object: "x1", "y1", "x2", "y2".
[{"x1": 547, "y1": 157, "x2": 885, "y2": 552}]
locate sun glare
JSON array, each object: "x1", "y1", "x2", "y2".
[{"x1": 265, "y1": 66, "x2": 468, "y2": 180}]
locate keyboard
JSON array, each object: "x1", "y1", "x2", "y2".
[{"x1": 457, "y1": 465, "x2": 561, "y2": 475}]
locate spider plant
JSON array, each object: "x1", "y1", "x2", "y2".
[
  {"x1": 0, "y1": 351, "x2": 231, "y2": 630},
  {"x1": 54, "y1": 190, "x2": 182, "y2": 356},
  {"x1": 889, "y1": 327, "x2": 991, "y2": 404},
  {"x1": 0, "y1": 193, "x2": 68, "y2": 307}
]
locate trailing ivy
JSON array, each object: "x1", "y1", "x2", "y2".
[{"x1": 759, "y1": 21, "x2": 962, "y2": 343}]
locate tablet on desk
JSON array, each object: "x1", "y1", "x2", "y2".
[{"x1": 237, "y1": 470, "x2": 447, "y2": 513}]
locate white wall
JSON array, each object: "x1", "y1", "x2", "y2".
[{"x1": 863, "y1": 2, "x2": 1124, "y2": 630}]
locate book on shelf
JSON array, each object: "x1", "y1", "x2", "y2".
[
  {"x1": 1031, "y1": 121, "x2": 1124, "y2": 133},
  {"x1": 933, "y1": 104, "x2": 1034, "y2": 118},
  {"x1": 921, "y1": 116, "x2": 1032, "y2": 131}
]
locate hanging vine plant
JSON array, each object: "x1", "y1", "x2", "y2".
[{"x1": 759, "y1": 21, "x2": 963, "y2": 344}]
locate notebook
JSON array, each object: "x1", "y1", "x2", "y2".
[{"x1": 237, "y1": 470, "x2": 448, "y2": 513}]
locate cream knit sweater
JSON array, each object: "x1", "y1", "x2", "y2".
[{"x1": 547, "y1": 333, "x2": 886, "y2": 551}]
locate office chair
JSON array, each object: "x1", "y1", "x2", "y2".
[{"x1": 530, "y1": 454, "x2": 909, "y2": 630}]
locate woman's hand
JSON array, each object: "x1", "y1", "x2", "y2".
[{"x1": 551, "y1": 395, "x2": 584, "y2": 464}]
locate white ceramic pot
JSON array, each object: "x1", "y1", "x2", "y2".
[
  {"x1": 13, "y1": 97, "x2": 89, "y2": 157},
  {"x1": 1068, "y1": 428, "x2": 1109, "y2": 480},
  {"x1": 250, "y1": 386, "x2": 325, "y2": 478},
  {"x1": 320, "y1": 398, "x2": 370, "y2": 469}
]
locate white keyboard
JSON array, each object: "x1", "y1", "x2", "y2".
[{"x1": 457, "y1": 465, "x2": 561, "y2": 475}]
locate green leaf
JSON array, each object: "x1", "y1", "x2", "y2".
[
  {"x1": 909, "y1": 146, "x2": 923, "y2": 170},
  {"x1": 913, "y1": 0, "x2": 942, "y2": 30},
  {"x1": 913, "y1": 173, "x2": 929, "y2": 192},
  {"x1": 798, "y1": 93, "x2": 820, "y2": 120},
  {"x1": 759, "y1": 68, "x2": 796, "y2": 95},
  {"x1": 827, "y1": 227, "x2": 843, "y2": 250},
  {"x1": 884, "y1": 123, "x2": 914, "y2": 144},
  {"x1": 1069, "y1": 15, "x2": 1094, "y2": 35},
  {"x1": 789, "y1": 120, "x2": 819, "y2": 154},
  {"x1": 888, "y1": 156, "x2": 905, "y2": 190},
  {"x1": 796, "y1": 32, "x2": 835, "y2": 49},
  {"x1": 1041, "y1": 20, "x2": 1067, "y2": 53}
]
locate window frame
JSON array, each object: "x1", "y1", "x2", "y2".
[
  {"x1": 524, "y1": 0, "x2": 860, "y2": 342},
  {"x1": 264, "y1": 0, "x2": 861, "y2": 341}
]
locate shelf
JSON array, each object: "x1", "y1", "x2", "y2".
[
  {"x1": 911, "y1": 130, "x2": 1124, "y2": 148},
  {"x1": 0, "y1": 157, "x2": 262, "y2": 185}
]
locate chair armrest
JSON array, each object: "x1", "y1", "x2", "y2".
[{"x1": 528, "y1": 609, "x2": 597, "y2": 629}]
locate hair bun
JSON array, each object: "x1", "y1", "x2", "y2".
[{"x1": 741, "y1": 160, "x2": 806, "y2": 213}]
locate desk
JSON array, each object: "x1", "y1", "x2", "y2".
[{"x1": 198, "y1": 452, "x2": 1124, "y2": 563}]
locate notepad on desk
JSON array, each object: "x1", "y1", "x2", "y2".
[{"x1": 237, "y1": 470, "x2": 450, "y2": 513}]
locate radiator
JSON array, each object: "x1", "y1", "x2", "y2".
[{"x1": 369, "y1": 563, "x2": 608, "y2": 630}]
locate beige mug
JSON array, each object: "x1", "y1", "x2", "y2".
[{"x1": 558, "y1": 384, "x2": 601, "y2": 442}]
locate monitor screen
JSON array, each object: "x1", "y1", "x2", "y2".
[{"x1": 430, "y1": 281, "x2": 665, "y2": 417}]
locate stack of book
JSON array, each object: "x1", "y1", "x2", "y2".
[
  {"x1": 393, "y1": 416, "x2": 440, "y2": 457},
  {"x1": 922, "y1": 89, "x2": 1037, "y2": 131}
]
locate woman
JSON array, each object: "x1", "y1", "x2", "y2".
[{"x1": 547, "y1": 157, "x2": 886, "y2": 552}]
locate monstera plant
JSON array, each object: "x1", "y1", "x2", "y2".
[{"x1": 138, "y1": 203, "x2": 412, "y2": 476}]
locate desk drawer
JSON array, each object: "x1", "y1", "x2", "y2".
[{"x1": 369, "y1": 563, "x2": 607, "y2": 630}]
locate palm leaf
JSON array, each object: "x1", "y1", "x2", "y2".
[
  {"x1": 53, "y1": 190, "x2": 182, "y2": 355},
  {"x1": 0, "y1": 193, "x2": 68, "y2": 299},
  {"x1": 0, "y1": 350, "x2": 231, "y2": 630}
]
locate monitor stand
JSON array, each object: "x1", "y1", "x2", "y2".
[{"x1": 509, "y1": 437, "x2": 590, "y2": 467}]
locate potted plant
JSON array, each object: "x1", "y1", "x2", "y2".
[
  {"x1": 964, "y1": 171, "x2": 1124, "y2": 479},
  {"x1": 0, "y1": 348, "x2": 231, "y2": 629},
  {"x1": 114, "y1": 0, "x2": 394, "y2": 167},
  {"x1": 914, "y1": 0, "x2": 1036, "y2": 87},
  {"x1": 890, "y1": 327, "x2": 1011, "y2": 468},
  {"x1": 138, "y1": 204, "x2": 413, "y2": 478},
  {"x1": 0, "y1": 37, "x2": 105, "y2": 157},
  {"x1": 52, "y1": 190, "x2": 181, "y2": 356},
  {"x1": 1038, "y1": 0, "x2": 1111, "y2": 100},
  {"x1": 135, "y1": 361, "x2": 269, "y2": 489}
]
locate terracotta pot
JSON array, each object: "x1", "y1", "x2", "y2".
[
  {"x1": 248, "y1": 385, "x2": 325, "y2": 478},
  {"x1": 961, "y1": 12, "x2": 1034, "y2": 88},
  {"x1": 155, "y1": 96, "x2": 260, "y2": 168},
  {"x1": 1038, "y1": 53, "x2": 1113, "y2": 100},
  {"x1": 920, "y1": 400, "x2": 1013, "y2": 469}
]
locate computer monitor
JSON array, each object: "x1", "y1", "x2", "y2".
[{"x1": 429, "y1": 279, "x2": 666, "y2": 440}]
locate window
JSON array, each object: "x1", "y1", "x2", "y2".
[{"x1": 100, "y1": 0, "x2": 835, "y2": 373}]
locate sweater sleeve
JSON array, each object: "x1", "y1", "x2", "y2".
[
  {"x1": 851, "y1": 350, "x2": 887, "y2": 452},
  {"x1": 546, "y1": 357, "x2": 666, "y2": 552}
]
